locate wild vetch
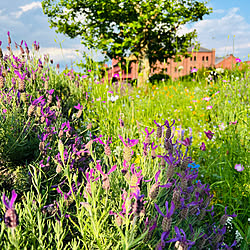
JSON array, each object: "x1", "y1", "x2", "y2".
[
  {"x1": 155, "y1": 201, "x2": 175, "y2": 232},
  {"x1": 2, "y1": 190, "x2": 19, "y2": 228}
]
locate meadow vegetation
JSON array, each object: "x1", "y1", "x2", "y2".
[{"x1": 0, "y1": 36, "x2": 249, "y2": 249}]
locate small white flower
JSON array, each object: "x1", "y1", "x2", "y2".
[
  {"x1": 215, "y1": 68, "x2": 224, "y2": 74},
  {"x1": 107, "y1": 95, "x2": 119, "y2": 102}
]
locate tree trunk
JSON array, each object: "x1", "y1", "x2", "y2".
[{"x1": 138, "y1": 47, "x2": 150, "y2": 88}]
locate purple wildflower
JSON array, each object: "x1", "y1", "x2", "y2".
[
  {"x1": 191, "y1": 68, "x2": 198, "y2": 73},
  {"x1": 118, "y1": 135, "x2": 139, "y2": 148},
  {"x1": 236, "y1": 58, "x2": 241, "y2": 63},
  {"x1": 96, "y1": 161, "x2": 117, "y2": 190},
  {"x1": 155, "y1": 200, "x2": 175, "y2": 219},
  {"x1": 2, "y1": 190, "x2": 19, "y2": 228},
  {"x1": 200, "y1": 142, "x2": 206, "y2": 151},
  {"x1": 166, "y1": 226, "x2": 196, "y2": 247},
  {"x1": 204, "y1": 130, "x2": 214, "y2": 140},
  {"x1": 234, "y1": 164, "x2": 244, "y2": 172},
  {"x1": 178, "y1": 137, "x2": 191, "y2": 147},
  {"x1": 74, "y1": 103, "x2": 83, "y2": 110},
  {"x1": 142, "y1": 127, "x2": 154, "y2": 138}
]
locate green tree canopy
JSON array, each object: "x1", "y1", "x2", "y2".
[{"x1": 42, "y1": 0, "x2": 212, "y2": 84}]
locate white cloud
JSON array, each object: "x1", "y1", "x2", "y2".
[
  {"x1": 2, "y1": 45, "x2": 105, "y2": 67},
  {"x1": 213, "y1": 9, "x2": 225, "y2": 14},
  {"x1": 179, "y1": 8, "x2": 250, "y2": 58},
  {"x1": 13, "y1": 2, "x2": 42, "y2": 18}
]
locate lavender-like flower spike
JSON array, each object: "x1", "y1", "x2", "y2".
[
  {"x1": 151, "y1": 142, "x2": 158, "y2": 150},
  {"x1": 96, "y1": 161, "x2": 117, "y2": 190},
  {"x1": 158, "y1": 149, "x2": 181, "y2": 166},
  {"x1": 14, "y1": 70, "x2": 26, "y2": 80},
  {"x1": 2, "y1": 190, "x2": 17, "y2": 209},
  {"x1": 155, "y1": 200, "x2": 175, "y2": 218},
  {"x1": 166, "y1": 226, "x2": 196, "y2": 247},
  {"x1": 155, "y1": 170, "x2": 161, "y2": 183},
  {"x1": 74, "y1": 103, "x2": 83, "y2": 110},
  {"x1": 2, "y1": 190, "x2": 19, "y2": 228},
  {"x1": 132, "y1": 189, "x2": 145, "y2": 216},
  {"x1": 219, "y1": 206, "x2": 237, "y2": 226},
  {"x1": 164, "y1": 119, "x2": 175, "y2": 128},
  {"x1": 48, "y1": 89, "x2": 54, "y2": 95},
  {"x1": 119, "y1": 135, "x2": 139, "y2": 147},
  {"x1": 142, "y1": 127, "x2": 154, "y2": 137}
]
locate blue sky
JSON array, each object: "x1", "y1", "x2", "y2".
[{"x1": 1, "y1": 0, "x2": 250, "y2": 71}]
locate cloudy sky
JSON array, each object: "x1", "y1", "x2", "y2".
[{"x1": 1, "y1": 0, "x2": 250, "y2": 71}]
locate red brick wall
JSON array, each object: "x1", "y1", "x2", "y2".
[
  {"x1": 105, "y1": 49, "x2": 239, "y2": 81},
  {"x1": 215, "y1": 55, "x2": 236, "y2": 70}
]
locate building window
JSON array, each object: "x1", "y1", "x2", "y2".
[
  {"x1": 190, "y1": 57, "x2": 192, "y2": 61},
  {"x1": 206, "y1": 56, "x2": 208, "y2": 61},
  {"x1": 190, "y1": 66, "x2": 192, "y2": 71},
  {"x1": 128, "y1": 68, "x2": 132, "y2": 74},
  {"x1": 202, "y1": 56, "x2": 205, "y2": 61},
  {"x1": 194, "y1": 56, "x2": 196, "y2": 61}
]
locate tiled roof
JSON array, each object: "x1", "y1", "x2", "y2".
[
  {"x1": 187, "y1": 46, "x2": 213, "y2": 52},
  {"x1": 215, "y1": 55, "x2": 231, "y2": 65}
]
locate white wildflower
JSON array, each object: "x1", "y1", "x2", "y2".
[{"x1": 215, "y1": 68, "x2": 224, "y2": 74}]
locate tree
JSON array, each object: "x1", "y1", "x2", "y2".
[{"x1": 42, "y1": 0, "x2": 212, "y2": 86}]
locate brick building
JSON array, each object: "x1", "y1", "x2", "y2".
[{"x1": 105, "y1": 47, "x2": 243, "y2": 81}]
